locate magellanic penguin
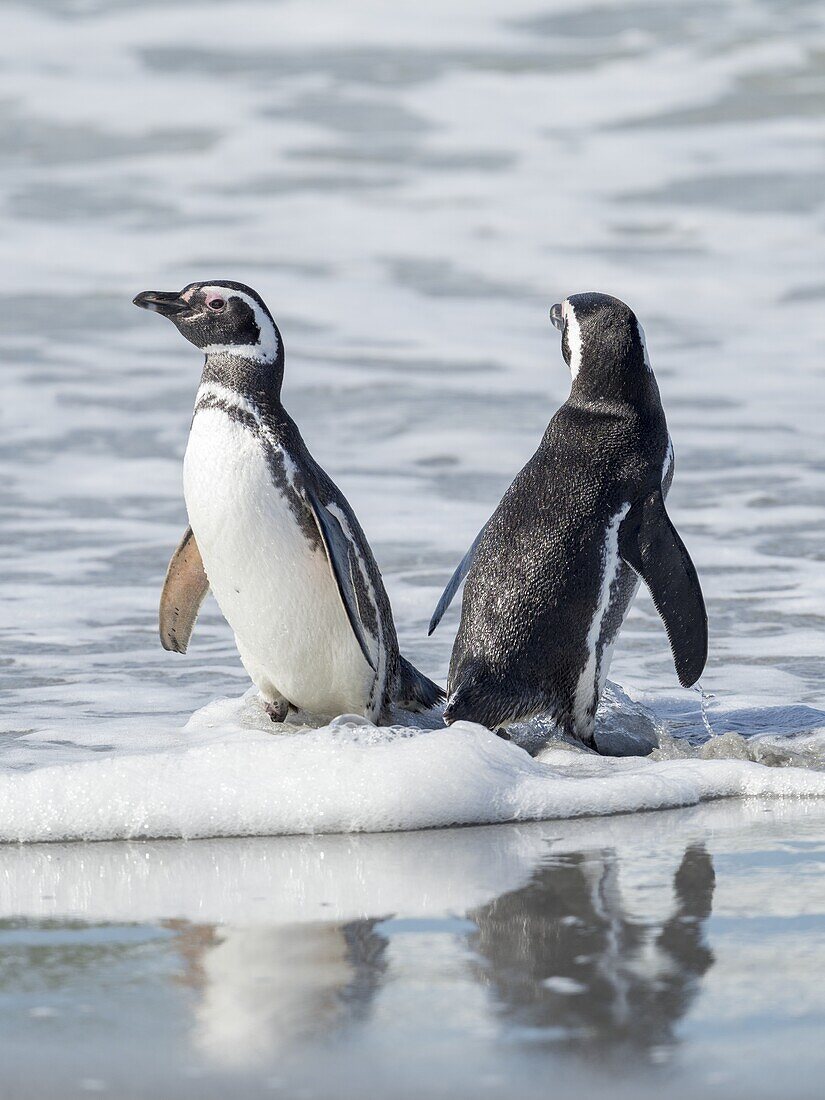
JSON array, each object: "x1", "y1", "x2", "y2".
[
  {"x1": 134, "y1": 281, "x2": 442, "y2": 724},
  {"x1": 429, "y1": 292, "x2": 707, "y2": 749}
]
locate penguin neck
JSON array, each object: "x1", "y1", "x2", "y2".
[
  {"x1": 566, "y1": 323, "x2": 658, "y2": 410},
  {"x1": 568, "y1": 351, "x2": 660, "y2": 412},
  {"x1": 570, "y1": 370, "x2": 652, "y2": 409},
  {"x1": 200, "y1": 349, "x2": 285, "y2": 407}
]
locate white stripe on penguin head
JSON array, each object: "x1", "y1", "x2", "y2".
[
  {"x1": 197, "y1": 285, "x2": 280, "y2": 363},
  {"x1": 636, "y1": 317, "x2": 654, "y2": 374},
  {"x1": 563, "y1": 298, "x2": 583, "y2": 382}
]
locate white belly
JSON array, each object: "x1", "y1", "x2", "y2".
[{"x1": 183, "y1": 408, "x2": 374, "y2": 716}]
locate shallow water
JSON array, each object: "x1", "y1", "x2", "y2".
[
  {"x1": 1, "y1": 0, "x2": 824, "y2": 1093},
  {"x1": 3, "y1": 802, "x2": 825, "y2": 1100}
]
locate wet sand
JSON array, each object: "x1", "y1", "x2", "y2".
[{"x1": 2, "y1": 801, "x2": 825, "y2": 1099}]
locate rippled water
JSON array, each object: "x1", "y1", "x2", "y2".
[
  {"x1": 0, "y1": 0, "x2": 824, "y2": 1094},
  {"x1": 2, "y1": 0, "x2": 824, "y2": 745}
]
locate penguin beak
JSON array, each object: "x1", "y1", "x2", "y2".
[
  {"x1": 550, "y1": 303, "x2": 564, "y2": 332},
  {"x1": 133, "y1": 290, "x2": 189, "y2": 318}
]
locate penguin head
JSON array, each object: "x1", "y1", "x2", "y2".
[
  {"x1": 133, "y1": 280, "x2": 281, "y2": 363},
  {"x1": 549, "y1": 292, "x2": 651, "y2": 396}
]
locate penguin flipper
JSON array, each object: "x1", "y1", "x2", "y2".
[
  {"x1": 305, "y1": 489, "x2": 377, "y2": 672},
  {"x1": 619, "y1": 490, "x2": 708, "y2": 687},
  {"x1": 428, "y1": 524, "x2": 488, "y2": 636},
  {"x1": 159, "y1": 526, "x2": 209, "y2": 654}
]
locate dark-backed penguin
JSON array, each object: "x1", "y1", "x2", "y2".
[
  {"x1": 134, "y1": 280, "x2": 442, "y2": 724},
  {"x1": 429, "y1": 292, "x2": 707, "y2": 749}
]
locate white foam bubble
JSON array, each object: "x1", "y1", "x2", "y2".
[{"x1": 1, "y1": 692, "x2": 823, "y2": 844}]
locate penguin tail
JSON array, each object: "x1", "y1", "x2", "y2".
[
  {"x1": 443, "y1": 666, "x2": 530, "y2": 731},
  {"x1": 397, "y1": 656, "x2": 445, "y2": 712}
]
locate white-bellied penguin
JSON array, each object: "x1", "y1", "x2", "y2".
[
  {"x1": 429, "y1": 292, "x2": 707, "y2": 749},
  {"x1": 134, "y1": 280, "x2": 443, "y2": 723}
]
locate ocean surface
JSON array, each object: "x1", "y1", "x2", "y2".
[{"x1": 1, "y1": 0, "x2": 824, "y2": 1095}]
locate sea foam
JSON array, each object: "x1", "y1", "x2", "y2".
[{"x1": 1, "y1": 691, "x2": 824, "y2": 844}]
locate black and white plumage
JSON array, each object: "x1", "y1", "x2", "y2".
[
  {"x1": 430, "y1": 292, "x2": 707, "y2": 749},
  {"x1": 134, "y1": 280, "x2": 442, "y2": 723}
]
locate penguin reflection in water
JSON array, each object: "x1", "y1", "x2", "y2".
[
  {"x1": 134, "y1": 281, "x2": 442, "y2": 723},
  {"x1": 431, "y1": 293, "x2": 707, "y2": 749},
  {"x1": 167, "y1": 918, "x2": 387, "y2": 1068},
  {"x1": 469, "y1": 844, "x2": 715, "y2": 1057}
]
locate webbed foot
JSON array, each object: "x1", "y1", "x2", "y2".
[{"x1": 264, "y1": 698, "x2": 290, "y2": 723}]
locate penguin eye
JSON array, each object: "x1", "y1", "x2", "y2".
[{"x1": 205, "y1": 296, "x2": 226, "y2": 312}]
